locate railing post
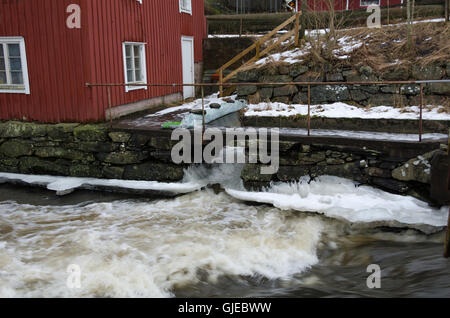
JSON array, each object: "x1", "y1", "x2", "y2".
[
  {"x1": 445, "y1": 130, "x2": 450, "y2": 258},
  {"x1": 419, "y1": 83, "x2": 423, "y2": 142},
  {"x1": 295, "y1": 13, "x2": 300, "y2": 47},
  {"x1": 107, "y1": 86, "x2": 112, "y2": 126},
  {"x1": 219, "y1": 69, "x2": 224, "y2": 97},
  {"x1": 307, "y1": 84, "x2": 311, "y2": 136},
  {"x1": 201, "y1": 86, "x2": 205, "y2": 134}
]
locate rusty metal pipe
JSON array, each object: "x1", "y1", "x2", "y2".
[{"x1": 87, "y1": 80, "x2": 450, "y2": 88}]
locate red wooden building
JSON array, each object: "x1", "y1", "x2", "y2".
[{"x1": 0, "y1": 0, "x2": 206, "y2": 123}]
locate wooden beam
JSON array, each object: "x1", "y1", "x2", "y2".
[{"x1": 295, "y1": 12, "x2": 300, "y2": 47}]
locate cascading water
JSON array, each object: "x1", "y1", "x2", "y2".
[{"x1": 0, "y1": 152, "x2": 449, "y2": 297}]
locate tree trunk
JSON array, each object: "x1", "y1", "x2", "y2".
[{"x1": 407, "y1": 0, "x2": 413, "y2": 50}]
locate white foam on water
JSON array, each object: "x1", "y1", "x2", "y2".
[
  {"x1": 0, "y1": 191, "x2": 324, "y2": 297},
  {"x1": 0, "y1": 172, "x2": 203, "y2": 196},
  {"x1": 226, "y1": 176, "x2": 449, "y2": 229}
]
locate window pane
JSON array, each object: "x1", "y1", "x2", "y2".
[
  {"x1": 0, "y1": 71, "x2": 6, "y2": 84},
  {"x1": 9, "y1": 58, "x2": 22, "y2": 71},
  {"x1": 8, "y1": 44, "x2": 20, "y2": 57},
  {"x1": 0, "y1": 58, "x2": 5, "y2": 71},
  {"x1": 134, "y1": 57, "x2": 141, "y2": 69},
  {"x1": 126, "y1": 45, "x2": 132, "y2": 57},
  {"x1": 135, "y1": 69, "x2": 142, "y2": 82},
  {"x1": 11, "y1": 71, "x2": 23, "y2": 84},
  {"x1": 134, "y1": 46, "x2": 140, "y2": 58},
  {"x1": 126, "y1": 57, "x2": 133, "y2": 71},
  {"x1": 127, "y1": 70, "x2": 134, "y2": 83},
  {"x1": 0, "y1": 45, "x2": 3, "y2": 58}
]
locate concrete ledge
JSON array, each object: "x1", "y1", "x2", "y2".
[
  {"x1": 106, "y1": 92, "x2": 182, "y2": 120},
  {"x1": 243, "y1": 116, "x2": 450, "y2": 134}
]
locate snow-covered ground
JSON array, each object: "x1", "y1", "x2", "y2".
[{"x1": 245, "y1": 102, "x2": 450, "y2": 120}]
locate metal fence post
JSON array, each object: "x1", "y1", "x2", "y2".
[{"x1": 307, "y1": 84, "x2": 311, "y2": 137}]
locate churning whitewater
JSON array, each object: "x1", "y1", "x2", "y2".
[{"x1": 0, "y1": 163, "x2": 448, "y2": 297}]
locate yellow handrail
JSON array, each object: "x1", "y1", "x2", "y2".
[{"x1": 216, "y1": 12, "x2": 302, "y2": 97}]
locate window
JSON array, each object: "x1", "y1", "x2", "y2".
[
  {"x1": 0, "y1": 37, "x2": 30, "y2": 94},
  {"x1": 360, "y1": 0, "x2": 380, "y2": 6},
  {"x1": 122, "y1": 42, "x2": 147, "y2": 92},
  {"x1": 179, "y1": 0, "x2": 192, "y2": 14}
]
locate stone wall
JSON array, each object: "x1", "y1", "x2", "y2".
[
  {"x1": 0, "y1": 121, "x2": 184, "y2": 182},
  {"x1": 236, "y1": 63, "x2": 450, "y2": 107},
  {"x1": 241, "y1": 138, "x2": 448, "y2": 205},
  {"x1": 0, "y1": 120, "x2": 447, "y2": 205}
]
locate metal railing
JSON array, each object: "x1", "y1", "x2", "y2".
[{"x1": 86, "y1": 79, "x2": 450, "y2": 142}]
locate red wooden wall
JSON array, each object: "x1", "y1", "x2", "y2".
[{"x1": 0, "y1": 0, "x2": 206, "y2": 123}]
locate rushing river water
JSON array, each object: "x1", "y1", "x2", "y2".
[{"x1": 0, "y1": 179, "x2": 449, "y2": 298}]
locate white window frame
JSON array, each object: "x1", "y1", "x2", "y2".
[
  {"x1": 179, "y1": 0, "x2": 192, "y2": 15},
  {"x1": 122, "y1": 42, "x2": 147, "y2": 93},
  {"x1": 360, "y1": 0, "x2": 380, "y2": 7},
  {"x1": 0, "y1": 37, "x2": 30, "y2": 94}
]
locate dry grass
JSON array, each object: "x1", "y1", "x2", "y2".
[
  {"x1": 246, "y1": 20, "x2": 449, "y2": 73},
  {"x1": 346, "y1": 21, "x2": 450, "y2": 72}
]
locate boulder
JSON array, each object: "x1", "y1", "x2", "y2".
[
  {"x1": 19, "y1": 157, "x2": 70, "y2": 176},
  {"x1": 273, "y1": 85, "x2": 298, "y2": 97},
  {"x1": 0, "y1": 121, "x2": 48, "y2": 139},
  {"x1": 237, "y1": 71, "x2": 259, "y2": 82},
  {"x1": 400, "y1": 84, "x2": 421, "y2": 96},
  {"x1": 0, "y1": 141, "x2": 33, "y2": 158},
  {"x1": 123, "y1": 162, "x2": 184, "y2": 181},
  {"x1": 259, "y1": 75, "x2": 292, "y2": 88},
  {"x1": 76, "y1": 142, "x2": 119, "y2": 153},
  {"x1": 241, "y1": 164, "x2": 274, "y2": 182},
  {"x1": 96, "y1": 151, "x2": 148, "y2": 165},
  {"x1": 74, "y1": 124, "x2": 108, "y2": 142},
  {"x1": 391, "y1": 150, "x2": 438, "y2": 184},
  {"x1": 290, "y1": 65, "x2": 309, "y2": 78},
  {"x1": 368, "y1": 94, "x2": 407, "y2": 107},
  {"x1": 237, "y1": 85, "x2": 257, "y2": 96},
  {"x1": 411, "y1": 65, "x2": 443, "y2": 80},
  {"x1": 381, "y1": 66, "x2": 409, "y2": 81},
  {"x1": 326, "y1": 73, "x2": 344, "y2": 82},
  {"x1": 259, "y1": 87, "x2": 273, "y2": 101},
  {"x1": 35, "y1": 147, "x2": 85, "y2": 161},
  {"x1": 277, "y1": 166, "x2": 310, "y2": 182},
  {"x1": 47, "y1": 123, "x2": 80, "y2": 140},
  {"x1": 428, "y1": 83, "x2": 450, "y2": 95},
  {"x1": 349, "y1": 89, "x2": 369, "y2": 102},
  {"x1": 70, "y1": 165, "x2": 103, "y2": 178},
  {"x1": 102, "y1": 166, "x2": 125, "y2": 179},
  {"x1": 109, "y1": 132, "x2": 131, "y2": 143}
]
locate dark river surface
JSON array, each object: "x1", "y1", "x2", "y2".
[{"x1": 0, "y1": 183, "x2": 449, "y2": 298}]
